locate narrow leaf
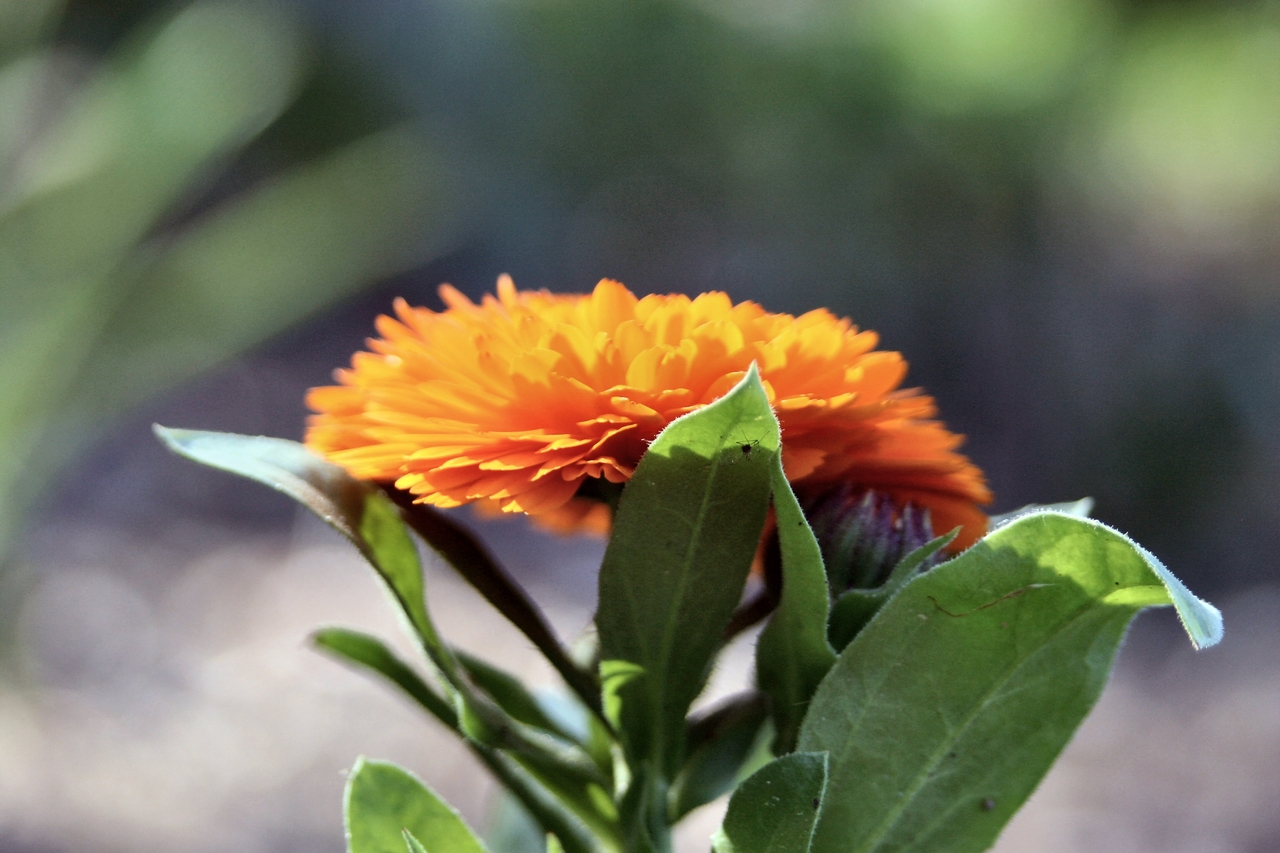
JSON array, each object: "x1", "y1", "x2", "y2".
[
  {"x1": 156, "y1": 429, "x2": 465, "y2": 675},
  {"x1": 154, "y1": 428, "x2": 369, "y2": 546},
  {"x1": 345, "y1": 758, "x2": 489, "y2": 853},
  {"x1": 403, "y1": 830, "x2": 430, "y2": 853},
  {"x1": 798, "y1": 512, "x2": 1222, "y2": 853},
  {"x1": 313, "y1": 627, "x2": 457, "y2": 730},
  {"x1": 712, "y1": 752, "x2": 828, "y2": 853},
  {"x1": 880, "y1": 529, "x2": 959, "y2": 591},
  {"x1": 456, "y1": 650, "x2": 582, "y2": 744},
  {"x1": 755, "y1": 460, "x2": 837, "y2": 753},
  {"x1": 155, "y1": 430, "x2": 610, "y2": 774},
  {"x1": 596, "y1": 367, "x2": 778, "y2": 776}
]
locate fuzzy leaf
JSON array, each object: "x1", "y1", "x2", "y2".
[
  {"x1": 712, "y1": 752, "x2": 828, "y2": 853},
  {"x1": 596, "y1": 367, "x2": 778, "y2": 776},
  {"x1": 755, "y1": 459, "x2": 837, "y2": 753},
  {"x1": 798, "y1": 512, "x2": 1222, "y2": 853}
]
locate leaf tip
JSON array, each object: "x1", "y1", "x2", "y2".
[
  {"x1": 152, "y1": 423, "x2": 182, "y2": 451},
  {"x1": 1132, "y1": 541, "x2": 1224, "y2": 650}
]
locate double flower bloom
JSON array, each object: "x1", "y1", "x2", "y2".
[{"x1": 305, "y1": 276, "x2": 991, "y2": 549}]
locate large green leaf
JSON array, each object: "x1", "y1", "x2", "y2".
[
  {"x1": 595, "y1": 367, "x2": 778, "y2": 777},
  {"x1": 755, "y1": 459, "x2": 837, "y2": 753},
  {"x1": 797, "y1": 511, "x2": 1222, "y2": 853},
  {"x1": 711, "y1": 752, "x2": 828, "y2": 853},
  {"x1": 345, "y1": 758, "x2": 489, "y2": 853}
]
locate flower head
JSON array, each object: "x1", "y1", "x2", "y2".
[{"x1": 306, "y1": 277, "x2": 992, "y2": 547}]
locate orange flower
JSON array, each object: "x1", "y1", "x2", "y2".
[{"x1": 306, "y1": 277, "x2": 992, "y2": 547}]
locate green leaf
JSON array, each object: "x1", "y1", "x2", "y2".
[
  {"x1": 404, "y1": 830, "x2": 430, "y2": 853},
  {"x1": 501, "y1": 755, "x2": 620, "y2": 852},
  {"x1": 156, "y1": 430, "x2": 616, "y2": 816},
  {"x1": 670, "y1": 692, "x2": 771, "y2": 819},
  {"x1": 457, "y1": 650, "x2": 583, "y2": 745},
  {"x1": 711, "y1": 752, "x2": 828, "y2": 853},
  {"x1": 345, "y1": 758, "x2": 489, "y2": 853},
  {"x1": 595, "y1": 366, "x2": 778, "y2": 777},
  {"x1": 313, "y1": 627, "x2": 457, "y2": 730},
  {"x1": 154, "y1": 428, "x2": 453, "y2": 671},
  {"x1": 155, "y1": 428, "x2": 367, "y2": 546},
  {"x1": 797, "y1": 512, "x2": 1222, "y2": 853},
  {"x1": 755, "y1": 459, "x2": 837, "y2": 753}
]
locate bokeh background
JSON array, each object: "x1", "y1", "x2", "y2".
[{"x1": 2, "y1": 0, "x2": 1279, "y2": 850}]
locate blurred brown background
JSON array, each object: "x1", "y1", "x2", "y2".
[{"x1": 1, "y1": 0, "x2": 1278, "y2": 850}]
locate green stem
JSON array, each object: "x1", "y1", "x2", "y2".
[
  {"x1": 383, "y1": 487, "x2": 605, "y2": 719},
  {"x1": 314, "y1": 629, "x2": 602, "y2": 853}
]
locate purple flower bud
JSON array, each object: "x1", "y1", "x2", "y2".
[{"x1": 805, "y1": 484, "x2": 939, "y2": 593}]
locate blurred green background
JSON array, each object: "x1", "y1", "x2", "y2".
[
  {"x1": 7, "y1": 0, "x2": 1278, "y2": 589},
  {"x1": 3, "y1": 1, "x2": 1280, "y2": 851}
]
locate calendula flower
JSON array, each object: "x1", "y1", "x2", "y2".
[{"x1": 306, "y1": 277, "x2": 992, "y2": 547}]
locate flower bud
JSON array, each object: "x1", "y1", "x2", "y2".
[{"x1": 805, "y1": 484, "x2": 939, "y2": 593}]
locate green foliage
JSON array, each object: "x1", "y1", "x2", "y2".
[
  {"x1": 595, "y1": 366, "x2": 778, "y2": 778},
  {"x1": 313, "y1": 627, "x2": 457, "y2": 730},
  {"x1": 345, "y1": 758, "x2": 489, "y2": 853},
  {"x1": 711, "y1": 752, "x2": 828, "y2": 853},
  {"x1": 157, "y1": 428, "x2": 609, "y2": 853},
  {"x1": 163, "y1": 378, "x2": 1222, "y2": 853},
  {"x1": 754, "y1": 461, "x2": 836, "y2": 753},
  {"x1": 670, "y1": 693, "x2": 771, "y2": 820},
  {"x1": 797, "y1": 511, "x2": 1221, "y2": 853}
]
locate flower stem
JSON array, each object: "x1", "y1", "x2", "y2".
[{"x1": 383, "y1": 488, "x2": 605, "y2": 718}]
